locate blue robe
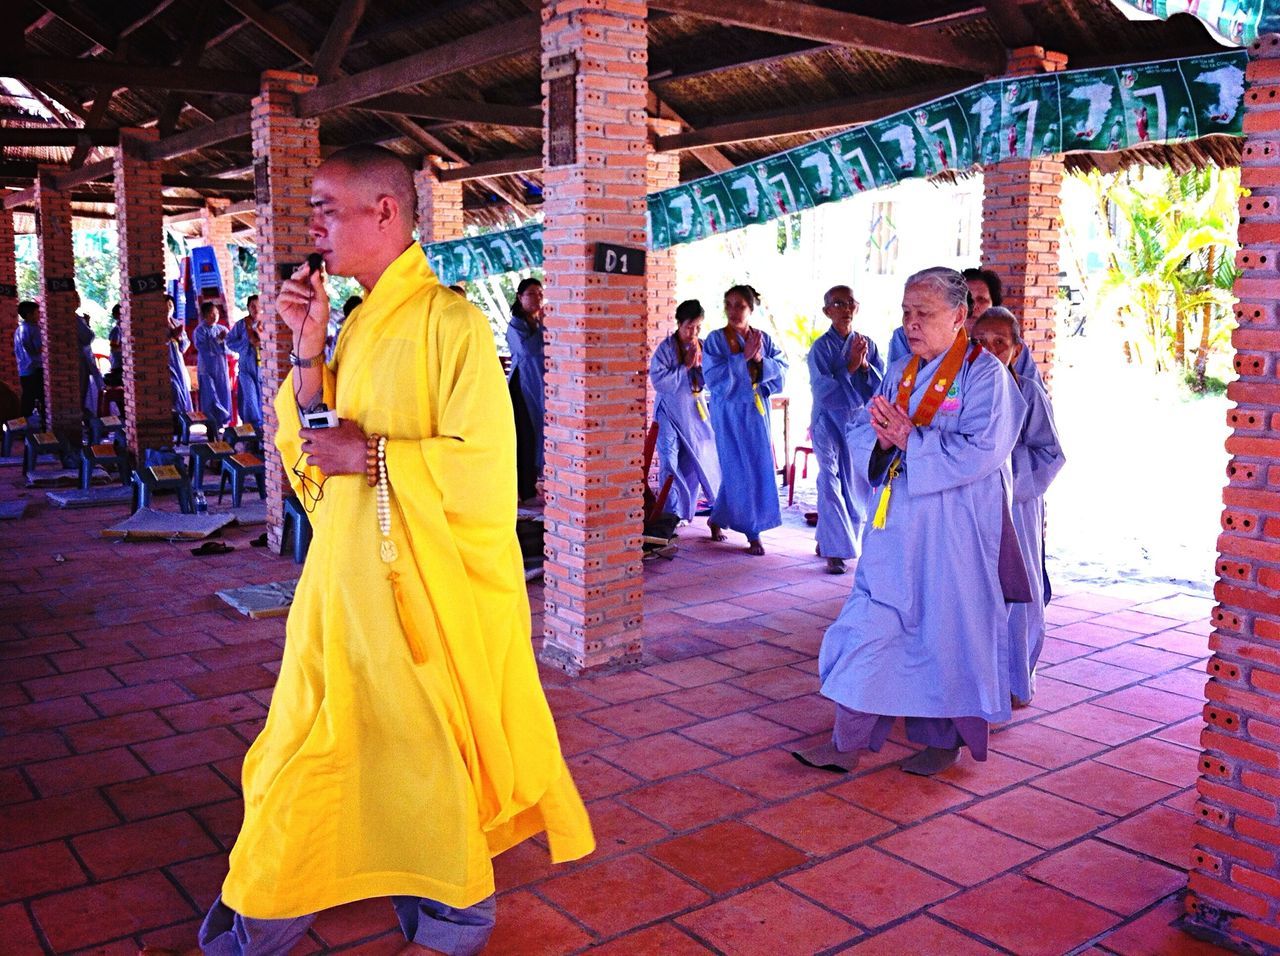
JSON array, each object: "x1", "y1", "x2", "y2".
[
  {"x1": 169, "y1": 327, "x2": 193, "y2": 415},
  {"x1": 226, "y1": 319, "x2": 263, "y2": 428},
  {"x1": 703, "y1": 327, "x2": 787, "y2": 538},
  {"x1": 889, "y1": 326, "x2": 1043, "y2": 385},
  {"x1": 807, "y1": 328, "x2": 885, "y2": 560},
  {"x1": 650, "y1": 335, "x2": 721, "y2": 521},
  {"x1": 506, "y1": 314, "x2": 545, "y2": 476},
  {"x1": 1008, "y1": 374, "x2": 1065, "y2": 704},
  {"x1": 194, "y1": 322, "x2": 232, "y2": 431},
  {"x1": 818, "y1": 345, "x2": 1026, "y2": 725}
]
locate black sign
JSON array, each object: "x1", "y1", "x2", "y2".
[
  {"x1": 46, "y1": 277, "x2": 74, "y2": 294},
  {"x1": 592, "y1": 243, "x2": 646, "y2": 276},
  {"x1": 128, "y1": 272, "x2": 165, "y2": 295},
  {"x1": 0, "y1": 283, "x2": 15, "y2": 298}
]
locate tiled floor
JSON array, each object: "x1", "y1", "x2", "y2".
[{"x1": 0, "y1": 470, "x2": 1233, "y2": 954}]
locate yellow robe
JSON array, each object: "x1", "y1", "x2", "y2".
[{"x1": 221, "y1": 244, "x2": 594, "y2": 919}]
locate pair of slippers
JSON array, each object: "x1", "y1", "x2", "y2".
[{"x1": 192, "y1": 533, "x2": 268, "y2": 555}]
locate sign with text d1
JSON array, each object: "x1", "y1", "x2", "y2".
[{"x1": 592, "y1": 243, "x2": 646, "y2": 276}]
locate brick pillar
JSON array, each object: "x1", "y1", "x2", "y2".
[
  {"x1": 0, "y1": 210, "x2": 18, "y2": 394},
  {"x1": 251, "y1": 70, "x2": 321, "y2": 550},
  {"x1": 538, "y1": 0, "x2": 649, "y2": 675},
  {"x1": 645, "y1": 119, "x2": 680, "y2": 423},
  {"x1": 980, "y1": 46, "x2": 1067, "y2": 390},
  {"x1": 200, "y1": 198, "x2": 238, "y2": 312},
  {"x1": 1184, "y1": 33, "x2": 1280, "y2": 955},
  {"x1": 414, "y1": 159, "x2": 464, "y2": 243},
  {"x1": 114, "y1": 129, "x2": 173, "y2": 458},
  {"x1": 35, "y1": 168, "x2": 82, "y2": 443}
]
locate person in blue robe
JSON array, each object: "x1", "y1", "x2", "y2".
[
  {"x1": 972, "y1": 308, "x2": 1065, "y2": 706},
  {"x1": 194, "y1": 300, "x2": 232, "y2": 433},
  {"x1": 77, "y1": 311, "x2": 103, "y2": 417},
  {"x1": 650, "y1": 299, "x2": 721, "y2": 521},
  {"x1": 506, "y1": 278, "x2": 545, "y2": 501},
  {"x1": 227, "y1": 295, "x2": 263, "y2": 429},
  {"x1": 166, "y1": 295, "x2": 193, "y2": 418},
  {"x1": 887, "y1": 267, "x2": 1043, "y2": 386},
  {"x1": 703, "y1": 284, "x2": 787, "y2": 555},
  {"x1": 808, "y1": 285, "x2": 885, "y2": 574},
  {"x1": 106, "y1": 304, "x2": 123, "y2": 387},
  {"x1": 797, "y1": 267, "x2": 1027, "y2": 777}
]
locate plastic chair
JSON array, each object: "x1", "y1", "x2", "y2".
[
  {"x1": 787, "y1": 445, "x2": 814, "y2": 507},
  {"x1": 281, "y1": 495, "x2": 313, "y2": 564},
  {"x1": 218, "y1": 452, "x2": 266, "y2": 508}
]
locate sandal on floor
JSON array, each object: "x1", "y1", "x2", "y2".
[
  {"x1": 191, "y1": 541, "x2": 234, "y2": 556},
  {"x1": 250, "y1": 532, "x2": 268, "y2": 548}
]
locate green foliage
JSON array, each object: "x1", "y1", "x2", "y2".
[
  {"x1": 233, "y1": 245, "x2": 259, "y2": 307},
  {"x1": 15, "y1": 235, "x2": 37, "y2": 301},
  {"x1": 1079, "y1": 165, "x2": 1240, "y2": 387},
  {"x1": 772, "y1": 310, "x2": 825, "y2": 361}
]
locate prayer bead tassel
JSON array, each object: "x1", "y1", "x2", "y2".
[
  {"x1": 872, "y1": 459, "x2": 901, "y2": 531},
  {"x1": 376, "y1": 436, "x2": 397, "y2": 563},
  {"x1": 753, "y1": 385, "x2": 766, "y2": 416}
]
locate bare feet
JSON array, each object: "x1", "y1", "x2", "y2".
[
  {"x1": 900, "y1": 746, "x2": 960, "y2": 776},
  {"x1": 792, "y1": 742, "x2": 859, "y2": 774},
  {"x1": 825, "y1": 557, "x2": 846, "y2": 574},
  {"x1": 747, "y1": 539, "x2": 765, "y2": 556},
  {"x1": 709, "y1": 522, "x2": 727, "y2": 542}
]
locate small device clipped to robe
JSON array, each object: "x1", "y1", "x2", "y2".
[{"x1": 302, "y1": 404, "x2": 338, "y2": 429}]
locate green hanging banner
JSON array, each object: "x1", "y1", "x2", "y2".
[
  {"x1": 1110, "y1": 0, "x2": 1280, "y2": 47},
  {"x1": 423, "y1": 49, "x2": 1247, "y2": 281}
]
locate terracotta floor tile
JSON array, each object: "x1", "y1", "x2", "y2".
[
  {"x1": 929, "y1": 873, "x2": 1119, "y2": 955},
  {"x1": 553, "y1": 715, "x2": 625, "y2": 756},
  {"x1": 1026, "y1": 675, "x2": 1099, "y2": 711},
  {"x1": 650, "y1": 821, "x2": 808, "y2": 894},
  {"x1": 1026, "y1": 839, "x2": 1184, "y2": 915},
  {"x1": 708, "y1": 642, "x2": 807, "y2": 672},
  {"x1": 1036, "y1": 701, "x2": 1164, "y2": 745},
  {"x1": 0, "y1": 695, "x2": 98, "y2": 734},
  {"x1": 583, "y1": 923, "x2": 714, "y2": 955},
  {"x1": 72, "y1": 810, "x2": 218, "y2": 880},
  {"x1": 843, "y1": 915, "x2": 1001, "y2": 955},
  {"x1": 1089, "y1": 610, "x2": 1185, "y2": 635},
  {"x1": 1143, "y1": 668, "x2": 1210, "y2": 699},
  {"x1": 783, "y1": 846, "x2": 957, "y2": 928},
  {"x1": 597, "y1": 731, "x2": 723, "y2": 780},
  {"x1": 0, "y1": 790, "x2": 118, "y2": 851},
  {"x1": 581, "y1": 671, "x2": 680, "y2": 704},
  {"x1": 1040, "y1": 657, "x2": 1147, "y2": 691},
  {"x1": 584, "y1": 798, "x2": 670, "y2": 858},
  {"x1": 491, "y1": 839, "x2": 555, "y2": 892},
  {"x1": 705, "y1": 748, "x2": 838, "y2": 801},
  {"x1": 64, "y1": 710, "x2": 175, "y2": 753},
  {"x1": 87, "y1": 680, "x2": 193, "y2": 717},
  {"x1": 747, "y1": 791, "x2": 894, "y2": 855},
  {"x1": 1032, "y1": 759, "x2": 1178, "y2": 816},
  {"x1": 484, "y1": 890, "x2": 593, "y2": 956},
  {"x1": 829, "y1": 765, "x2": 973, "y2": 823},
  {"x1": 1137, "y1": 628, "x2": 1212, "y2": 657},
  {"x1": 1089, "y1": 642, "x2": 1198, "y2": 675},
  {"x1": 644, "y1": 657, "x2": 744, "y2": 688},
  {"x1": 21, "y1": 667, "x2": 123, "y2": 702},
  {"x1": 620, "y1": 773, "x2": 760, "y2": 831},
  {"x1": 563, "y1": 754, "x2": 639, "y2": 800},
  {"x1": 676, "y1": 882, "x2": 858, "y2": 955},
  {"x1": 678, "y1": 712, "x2": 802, "y2": 756},
  {"x1": 877, "y1": 815, "x2": 1040, "y2": 886},
  {"x1": 1098, "y1": 804, "x2": 1196, "y2": 867},
  {"x1": 1044, "y1": 603, "x2": 1101, "y2": 627},
  {"x1": 1047, "y1": 621, "x2": 1139, "y2": 649},
  {"x1": 959, "y1": 786, "x2": 1112, "y2": 849},
  {"x1": 1155, "y1": 716, "x2": 1205, "y2": 750},
  {"x1": 310, "y1": 896, "x2": 397, "y2": 946},
  {"x1": 727, "y1": 665, "x2": 817, "y2": 701},
  {"x1": 179, "y1": 663, "x2": 277, "y2": 699},
  {"x1": 542, "y1": 683, "x2": 607, "y2": 717},
  {"x1": 26, "y1": 746, "x2": 150, "y2": 797},
  {"x1": 31, "y1": 870, "x2": 195, "y2": 954},
  {"x1": 988, "y1": 721, "x2": 1109, "y2": 769},
  {"x1": 1038, "y1": 636, "x2": 1097, "y2": 664},
  {"x1": 933, "y1": 750, "x2": 1044, "y2": 796},
  {"x1": 167, "y1": 852, "x2": 229, "y2": 911},
  {"x1": 1093, "y1": 685, "x2": 1206, "y2": 723},
  {"x1": 1096, "y1": 895, "x2": 1236, "y2": 955},
  {"x1": 159, "y1": 693, "x2": 269, "y2": 733},
  {"x1": 132, "y1": 727, "x2": 247, "y2": 774},
  {"x1": 0, "y1": 840, "x2": 87, "y2": 903},
  {"x1": 0, "y1": 769, "x2": 32, "y2": 806},
  {"x1": 753, "y1": 693, "x2": 835, "y2": 735},
  {"x1": 101, "y1": 767, "x2": 231, "y2": 825},
  {"x1": 540, "y1": 854, "x2": 708, "y2": 937},
  {"x1": 661, "y1": 681, "x2": 771, "y2": 719},
  {"x1": 1131, "y1": 594, "x2": 1216, "y2": 622},
  {"x1": 192, "y1": 799, "x2": 244, "y2": 850},
  {"x1": 1054, "y1": 592, "x2": 1145, "y2": 613},
  {"x1": 1096, "y1": 737, "x2": 1201, "y2": 787},
  {"x1": 581, "y1": 698, "x2": 698, "y2": 738}
]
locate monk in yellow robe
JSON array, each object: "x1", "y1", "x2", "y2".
[{"x1": 194, "y1": 146, "x2": 593, "y2": 955}]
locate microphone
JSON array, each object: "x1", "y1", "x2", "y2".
[{"x1": 306, "y1": 252, "x2": 324, "y2": 274}]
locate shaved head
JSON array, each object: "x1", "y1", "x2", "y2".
[{"x1": 320, "y1": 144, "x2": 417, "y2": 224}]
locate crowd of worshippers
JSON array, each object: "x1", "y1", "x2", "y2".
[
  {"x1": 12, "y1": 292, "x2": 291, "y2": 440},
  {"x1": 505, "y1": 265, "x2": 1065, "y2": 775}
]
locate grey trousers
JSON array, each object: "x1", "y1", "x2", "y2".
[
  {"x1": 198, "y1": 893, "x2": 497, "y2": 956},
  {"x1": 834, "y1": 705, "x2": 990, "y2": 760}
]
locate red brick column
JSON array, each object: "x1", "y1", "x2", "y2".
[
  {"x1": 200, "y1": 199, "x2": 238, "y2": 313},
  {"x1": 1184, "y1": 33, "x2": 1280, "y2": 954},
  {"x1": 538, "y1": 0, "x2": 649, "y2": 674},
  {"x1": 0, "y1": 210, "x2": 18, "y2": 395},
  {"x1": 981, "y1": 47, "x2": 1067, "y2": 389},
  {"x1": 645, "y1": 119, "x2": 680, "y2": 423},
  {"x1": 252, "y1": 70, "x2": 321, "y2": 550},
  {"x1": 35, "y1": 168, "x2": 82, "y2": 443},
  {"x1": 114, "y1": 129, "x2": 173, "y2": 458},
  {"x1": 414, "y1": 160, "x2": 464, "y2": 243}
]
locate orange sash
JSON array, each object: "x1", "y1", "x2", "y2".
[{"x1": 872, "y1": 331, "x2": 976, "y2": 529}]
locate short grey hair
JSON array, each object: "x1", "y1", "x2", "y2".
[
  {"x1": 974, "y1": 306, "x2": 1023, "y2": 343},
  {"x1": 904, "y1": 267, "x2": 969, "y2": 311}
]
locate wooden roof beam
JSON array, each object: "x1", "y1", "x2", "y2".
[
  {"x1": 222, "y1": 0, "x2": 316, "y2": 64},
  {"x1": 436, "y1": 154, "x2": 542, "y2": 183},
  {"x1": 0, "y1": 127, "x2": 120, "y2": 147},
  {"x1": 655, "y1": 82, "x2": 960, "y2": 151},
  {"x1": 362, "y1": 93, "x2": 542, "y2": 129},
  {"x1": 648, "y1": 0, "x2": 1003, "y2": 74},
  {"x1": 313, "y1": 0, "x2": 370, "y2": 82},
  {"x1": 982, "y1": 0, "x2": 1036, "y2": 47},
  {"x1": 33, "y1": 0, "x2": 119, "y2": 54},
  {"x1": 4, "y1": 53, "x2": 261, "y2": 95}
]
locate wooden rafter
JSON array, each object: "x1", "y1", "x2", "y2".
[
  {"x1": 157, "y1": 5, "x2": 219, "y2": 136},
  {"x1": 362, "y1": 93, "x2": 542, "y2": 130},
  {"x1": 982, "y1": 0, "x2": 1036, "y2": 47},
  {"x1": 647, "y1": 0, "x2": 1002, "y2": 74},
  {"x1": 4, "y1": 53, "x2": 260, "y2": 95},
  {"x1": 33, "y1": 0, "x2": 119, "y2": 54},
  {"x1": 436, "y1": 154, "x2": 542, "y2": 183},
  {"x1": 313, "y1": 0, "x2": 370, "y2": 82}
]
